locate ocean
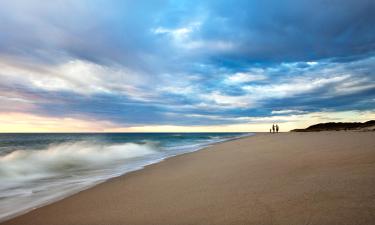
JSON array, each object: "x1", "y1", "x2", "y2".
[{"x1": 0, "y1": 132, "x2": 251, "y2": 220}]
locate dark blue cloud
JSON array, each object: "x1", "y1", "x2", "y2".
[
  {"x1": 0, "y1": 0, "x2": 374, "y2": 126},
  {"x1": 2, "y1": 0, "x2": 374, "y2": 65}
]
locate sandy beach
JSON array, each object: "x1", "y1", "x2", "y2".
[{"x1": 2, "y1": 132, "x2": 375, "y2": 225}]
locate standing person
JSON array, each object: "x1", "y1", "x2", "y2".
[
  {"x1": 272, "y1": 124, "x2": 275, "y2": 133},
  {"x1": 276, "y1": 124, "x2": 279, "y2": 133},
  {"x1": 270, "y1": 128, "x2": 272, "y2": 133}
]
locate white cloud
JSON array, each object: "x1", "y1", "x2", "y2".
[
  {"x1": 271, "y1": 109, "x2": 305, "y2": 114},
  {"x1": 153, "y1": 27, "x2": 193, "y2": 40},
  {"x1": 152, "y1": 22, "x2": 201, "y2": 43},
  {"x1": 242, "y1": 75, "x2": 352, "y2": 99},
  {"x1": 183, "y1": 40, "x2": 235, "y2": 51},
  {"x1": 199, "y1": 91, "x2": 256, "y2": 109},
  {"x1": 0, "y1": 58, "x2": 157, "y2": 101},
  {"x1": 225, "y1": 71, "x2": 267, "y2": 84},
  {"x1": 307, "y1": 61, "x2": 318, "y2": 66},
  {"x1": 196, "y1": 74, "x2": 354, "y2": 110},
  {"x1": 195, "y1": 67, "x2": 373, "y2": 110},
  {"x1": 153, "y1": 22, "x2": 235, "y2": 52}
]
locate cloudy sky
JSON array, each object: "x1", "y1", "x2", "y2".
[{"x1": 0, "y1": 0, "x2": 374, "y2": 132}]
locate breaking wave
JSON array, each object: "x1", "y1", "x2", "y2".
[{"x1": 0, "y1": 141, "x2": 157, "y2": 181}]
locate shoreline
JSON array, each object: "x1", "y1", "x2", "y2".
[
  {"x1": 0, "y1": 133, "x2": 253, "y2": 223},
  {"x1": 2, "y1": 131, "x2": 375, "y2": 225}
]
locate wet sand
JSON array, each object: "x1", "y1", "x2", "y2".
[{"x1": 2, "y1": 132, "x2": 375, "y2": 225}]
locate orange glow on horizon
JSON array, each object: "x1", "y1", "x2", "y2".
[{"x1": 0, "y1": 111, "x2": 373, "y2": 133}]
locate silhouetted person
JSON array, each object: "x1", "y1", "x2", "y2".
[
  {"x1": 272, "y1": 124, "x2": 275, "y2": 133},
  {"x1": 270, "y1": 128, "x2": 272, "y2": 133},
  {"x1": 276, "y1": 124, "x2": 279, "y2": 133}
]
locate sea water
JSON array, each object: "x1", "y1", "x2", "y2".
[{"x1": 0, "y1": 132, "x2": 251, "y2": 221}]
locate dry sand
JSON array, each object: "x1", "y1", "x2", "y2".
[{"x1": 2, "y1": 132, "x2": 375, "y2": 225}]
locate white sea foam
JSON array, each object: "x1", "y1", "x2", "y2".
[
  {"x1": 0, "y1": 141, "x2": 156, "y2": 181},
  {"x1": 0, "y1": 141, "x2": 161, "y2": 221}
]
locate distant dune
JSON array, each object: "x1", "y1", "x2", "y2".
[{"x1": 291, "y1": 120, "x2": 375, "y2": 132}]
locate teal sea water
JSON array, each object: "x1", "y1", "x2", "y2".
[{"x1": 0, "y1": 132, "x2": 251, "y2": 220}]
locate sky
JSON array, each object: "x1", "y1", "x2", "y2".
[{"x1": 0, "y1": 0, "x2": 374, "y2": 132}]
